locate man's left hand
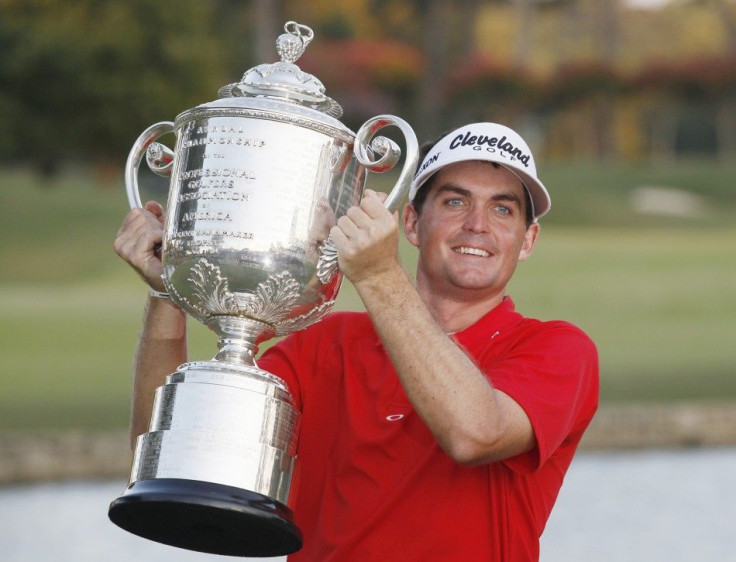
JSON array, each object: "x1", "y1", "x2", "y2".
[{"x1": 329, "y1": 189, "x2": 400, "y2": 285}]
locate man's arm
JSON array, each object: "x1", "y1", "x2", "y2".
[
  {"x1": 114, "y1": 201, "x2": 187, "y2": 448},
  {"x1": 330, "y1": 191, "x2": 535, "y2": 466},
  {"x1": 129, "y1": 297, "x2": 187, "y2": 448}
]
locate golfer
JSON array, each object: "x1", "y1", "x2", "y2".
[{"x1": 114, "y1": 121, "x2": 599, "y2": 561}]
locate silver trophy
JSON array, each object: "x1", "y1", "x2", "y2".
[{"x1": 108, "y1": 21, "x2": 418, "y2": 557}]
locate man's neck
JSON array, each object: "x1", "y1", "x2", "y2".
[{"x1": 417, "y1": 284, "x2": 506, "y2": 334}]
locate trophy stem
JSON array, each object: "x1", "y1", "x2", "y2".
[{"x1": 209, "y1": 316, "x2": 274, "y2": 366}]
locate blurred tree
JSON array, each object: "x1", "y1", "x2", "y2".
[
  {"x1": 691, "y1": 0, "x2": 736, "y2": 54},
  {"x1": 252, "y1": 0, "x2": 282, "y2": 62},
  {"x1": 0, "y1": 0, "x2": 230, "y2": 174},
  {"x1": 636, "y1": 55, "x2": 736, "y2": 162},
  {"x1": 592, "y1": 0, "x2": 620, "y2": 159},
  {"x1": 513, "y1": 0, "x2": 535, "y2": 68},
  {"x1": 705, "y1": 0, "x2": 736, "y2": 162},
  {"x1": 446, "y1": 56, "x2": 537, "y2": 128},
  {"x1": 1, "y1": 0, "x2": 734, "y2": 168},
  {"x1": 300, "y1": 37, "x2": 422, "y2": 132},
  {"x1": 540, "y1": 62, "x2": 622, "y2": 159},
  {"x1": 415, "y1": 0, "x2": 452, "y2": 138}
]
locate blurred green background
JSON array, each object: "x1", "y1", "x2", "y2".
[{"x1": 1, "y1": 0, "x2": 734, "y2": 431}]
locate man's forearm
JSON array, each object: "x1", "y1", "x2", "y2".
[
  {"x1": 352, "y1": 267, "x2": 530, "y2": 465},
  {"x1": 129, "y1": 296, "x2": 187, "y2": 448}
]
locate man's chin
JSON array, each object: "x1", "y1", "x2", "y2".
[{"x1": 445, "y1": 276, "x2": 505, "y2": 297}]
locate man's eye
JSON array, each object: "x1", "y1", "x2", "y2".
[
  {"x1": 446, "y1": 198, "x2": 464, "y2": 207},
  {"x1": 496, "y1": 205, "x2": 511, "y2": 215}
]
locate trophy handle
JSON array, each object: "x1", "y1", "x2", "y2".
[
  {"x1": 316, "y1": 116, "x2": 418, "y2": 284},
  {"x1": 354, "y1": 114, "x2": 419, "y2": 213},
  {"x1": 124, "y1": 121, "x2": 176, "y2": 209}
]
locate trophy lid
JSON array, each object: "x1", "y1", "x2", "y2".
[{"x1": 218, "y1": 21, "x2": 343, "y2": 119}]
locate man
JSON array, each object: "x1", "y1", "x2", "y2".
[{"x1": 114, "y1": 122, "x2": 598, "y2": 561}]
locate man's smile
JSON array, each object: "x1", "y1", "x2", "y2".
[{"x1": 453, "y1": 246, "x2": 491, "y2": 258}]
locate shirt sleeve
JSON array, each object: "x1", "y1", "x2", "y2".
[
  {"x1": 483, "y1": 322, "x2": 599, "y2": 473},
  {"x1": 257, "y1": 312, "x2": 350, "y2": 413}
]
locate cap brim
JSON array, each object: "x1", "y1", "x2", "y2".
[{"x1": 503, "y1": 164, "x2": 551, "y2": 221}]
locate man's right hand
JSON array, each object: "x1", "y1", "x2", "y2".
[{"x1": 113, "y1": 201, "x2": 166, "y2": 292}]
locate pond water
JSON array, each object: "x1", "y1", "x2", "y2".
[{"x1": 2, "y1": 448, "x2": 735, "y2": 561}]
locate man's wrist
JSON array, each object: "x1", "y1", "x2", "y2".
[
  {"x1": 352, "y1": 263, "x2": 413, "y2": 302},
  {"x1": 147, "y1": 287, "x2": 183, "y2": 312},
  {"x1": 148, "y1": 288, "x2": 170, "y2": 299}
]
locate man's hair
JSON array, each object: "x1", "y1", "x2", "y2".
[{"x1": 411, "y1": 135, "x2": 535, "y2": 228}]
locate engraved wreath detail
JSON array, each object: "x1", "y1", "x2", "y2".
[
  {"x1": 188, "y1": 259, "x2": 237, "y2": 316},
  {"x1": 237, "y1": 271, "x2": 301, "y2": 324},
  {"x1": 275, "y1": 301, "x2": 335, "y2": 336},
  {"x1": 178, "y1": 258, "x2": 334, "y2": 332},
  {"x1": 316, "y1": 239, "x2": 339, "y2": 285}
]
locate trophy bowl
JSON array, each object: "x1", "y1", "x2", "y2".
[{"x1": 108, "y1": 21, "x2": 418, "y2": 557}]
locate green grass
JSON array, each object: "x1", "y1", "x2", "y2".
[
  {"x1": 507, "y1": 225, "x2": 736, "y2": 402},
  {"x1": 1, "y1": 161, "x2": 734, "y2": 429}
]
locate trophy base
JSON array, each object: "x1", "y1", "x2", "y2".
[{"x1": 108, "y1": 478, "x2": 302, "y2": 557}]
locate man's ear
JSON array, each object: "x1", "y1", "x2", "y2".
[
  {"x1": 403, "y1": 204, "x2": 420, "y2": 248},
  {"x1": 518, "y1": 222, "x2": 540, "y2": 262}
]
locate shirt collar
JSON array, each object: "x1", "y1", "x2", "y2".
[{"x1": 453, "y1": 296, "x2": 525, "y2": 347}]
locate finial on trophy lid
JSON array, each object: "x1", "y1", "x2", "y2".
[
  {"x1": 276, "y1": 21, "x2": 313, "y2": 63},
  {"x1": 218, "y1": 21, "x2": 343, "y2": 118}
]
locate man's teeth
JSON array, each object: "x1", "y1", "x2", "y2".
[{"x1": 456, "y1": 247, "x2": 490, "y2": 257}]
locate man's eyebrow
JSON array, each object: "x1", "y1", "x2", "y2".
[
  {"x1": 491, "y1": 192, "x2": 522, "y2": 206},
  {"x1": 435, "y1": 184, "x2": 472, "y2": 198}
]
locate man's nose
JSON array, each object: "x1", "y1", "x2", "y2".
[{"x1": 462, "y1": 205, "x2": 490, "y2": 232}]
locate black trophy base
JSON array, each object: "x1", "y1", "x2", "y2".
[{"x1": 108, "y1": 478, "x2": 302, "y2": 557}]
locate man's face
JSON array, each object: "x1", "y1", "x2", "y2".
[{"x1": 403, "y1": 160, "x2": 539, "y2": 302}]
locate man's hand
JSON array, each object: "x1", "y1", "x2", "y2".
[
  {"x1": 113, "y1": 201, "x2": 166, "y2": 291},
  {"x1": 329, "y1": 190, "x2": 400, "y2": 285}
]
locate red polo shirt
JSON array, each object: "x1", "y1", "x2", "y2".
[{"x1": 258, "y1": 297, "x2": 599, "y2": 561}]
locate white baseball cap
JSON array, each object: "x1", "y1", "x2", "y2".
[{"x1": 409, "y1": 122, "x2": 551, "y2": 221}]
